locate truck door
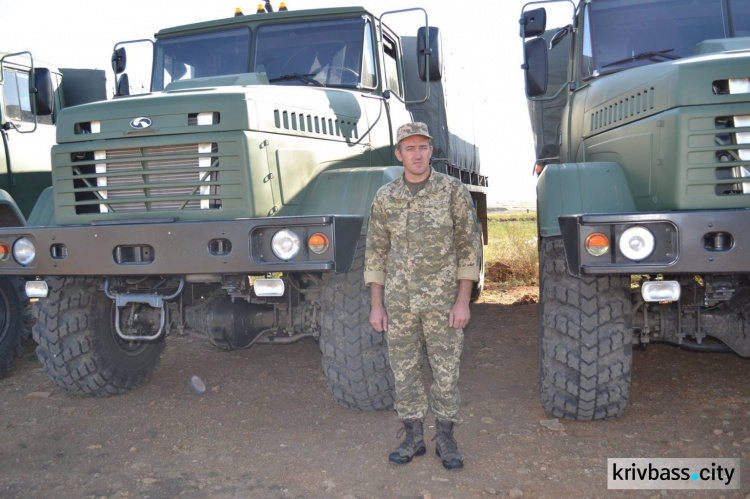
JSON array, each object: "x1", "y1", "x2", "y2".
[
  {"x1": 0, "y1": 66, "x2": 56, "y2": 219},
  {"x1": 365, "y1": 30, "x2": 412, "y2": 166},
  {"x1": 381, "y1": 33, "x2": 412, "y2": 132}
]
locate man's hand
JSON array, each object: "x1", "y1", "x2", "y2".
[
  {"x1": 369, "y1": 283, "x2": 388, "y2": 332},
  {"x1": 449, "y1": 301, "x2": 470, "y2": 329},
  {"x1": 449, "y1": 279, "x2": 474, "y2": 329},
  {"x1": 370, "y1": 305, "x2": 389, "y2": 332}
]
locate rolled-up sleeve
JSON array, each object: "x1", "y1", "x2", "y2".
[
  {"x1": 452, "y1": 184, "x2": 482, "y2": 282},
  {"x1": 364, "y1": 192, "x2": 389, "y2": 286}
]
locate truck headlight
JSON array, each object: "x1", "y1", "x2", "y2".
[
  {"x1": 618, "y1": 226, "x2": 654, "y2": 261},
  {"x1": 12, "y1": 238, "x2": 36, "y2": 266},
  {"x1": 271, "y1": 229, "x2": 301, "y2": 260}
]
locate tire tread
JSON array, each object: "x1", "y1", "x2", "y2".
[
  {"x1": 0, "y1": 277, "x2": 29, "y2": 377},
  {"x1": 319, "y1": 236, "x2": 395, "y2": 411},
  {"x1": 539, "y1": 238, "x2": 632, "y2": 420},
  {"x1": 33, "y1": 277, "x2": 164, "y2": 396}
]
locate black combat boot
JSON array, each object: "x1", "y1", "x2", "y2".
[
  {"x1": 388, "y1": 419, "x2": 426, "y2": 464},
  {"x1": 434, "y1": 419, "x2": 463, "y2": 470}
]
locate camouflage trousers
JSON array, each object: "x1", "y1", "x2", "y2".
[{"x1": 386, "y1": 311, "x2": 464, "y2": 424}]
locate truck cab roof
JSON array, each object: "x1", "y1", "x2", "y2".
[{"x1": 155, "y1": 6, "x2": 374, "y2": 39}]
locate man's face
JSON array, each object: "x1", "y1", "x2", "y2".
[{"x1": 395, "y1": 135, "x2": 433, "y2": 182}]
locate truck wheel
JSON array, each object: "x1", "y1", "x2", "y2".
[
  {"x1": 538, "y1": 237, "x2": 632, "y2": 420},
  {"x1": 319, "y1": 236, "x2": 395, "y2": 411},
  {"x1": 0, "y1": 277, "x2": 30, "y2": 378},
  {"x1": 32, "y1": 277, "x2": 164, "y2": 396}
]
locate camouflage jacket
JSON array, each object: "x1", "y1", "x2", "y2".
[{"x1": 364, "y1": 170, "x2": 482, "y2": 313}]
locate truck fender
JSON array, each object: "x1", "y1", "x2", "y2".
[
  {"x1": 300, "y1": 166, "x2": 403, "y2": 232},
  {"x1": 26, "y1": 186, "x2": 55, "y2": 227},
  {"x1": 537, "y1": 162, "x2": 637, "y2": 237},
  {"x1": 0, "y1": 190, "x2": 26, "y2": 227}
]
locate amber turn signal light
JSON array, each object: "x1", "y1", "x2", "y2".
[
  {"x1": 0, "y1": 243, "x2": 9, "y2": 261},
  {"x1": 585, "y1": 232, "x2": 610, "y2": 256},
  {"x1": 308, "y1": 233, "x2": 329, "y2": 254}
]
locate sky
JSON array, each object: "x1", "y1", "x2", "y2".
[{"x1": 0, "y1": 0, "x2": 574, "y2": 205}]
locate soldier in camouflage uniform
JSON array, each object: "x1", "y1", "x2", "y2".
[{"x1": 364, "y1": 122, "x2": 482, "y2": 470}]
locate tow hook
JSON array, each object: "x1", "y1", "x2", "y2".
[{"x1": 104, "y1": 279, "x2": 184, "y2": 341}]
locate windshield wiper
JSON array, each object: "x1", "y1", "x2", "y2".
[
  {"x1": 268, "y1": 73, "x2": 324, "y2": 87},
  {"x1": 602, "y1": 49, "x2": 680, "y2": 69}
]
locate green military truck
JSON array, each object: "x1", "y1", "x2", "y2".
[
  {"x1": 520, "y1": 0, "x2": 750, "y2": 420},
  {"x1": 0, "y1": 52, "x2": 105, "y2": 376},
  {"x1": 0, "y1": 6, "x2": 487, "y2": 409}
]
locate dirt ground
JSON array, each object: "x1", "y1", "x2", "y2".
[{"x1": 1, "y1": 298, "x2": 749, "y2": 498}]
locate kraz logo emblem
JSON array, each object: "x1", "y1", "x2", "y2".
[{"x1": 130, "y1": 117, "x2": 152, "y2": 129}]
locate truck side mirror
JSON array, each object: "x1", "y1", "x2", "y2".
[
  {"x1": 112, "y1": 47, "x2": 127, "y2": 74},
  {"x1": 417, "y1": 26, "x2": 443, "y2": 82},
  {"x1": 523, "y1": 37, "x2": 548, "y2": 97},
  {"x1": 31, "y1": 67, "x2": 54, "y2": 116},
  {"x1": 520, "y1": 8, "x2": 547, "y2": 38},
  {"x1": 116, "y1": 73, "x2": 130, "y2": 96}
]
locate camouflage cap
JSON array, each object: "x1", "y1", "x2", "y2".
[{"x1": 396, "y1": 122, "x2": 432, "y2": 144}]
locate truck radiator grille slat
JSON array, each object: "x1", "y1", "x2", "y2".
[
  {"x1": 713, "y1": 80, "x2": 750, "y2": 196},
  {"x1": 685, "y1": 80, "x2": 750, "y2": 198},
  {"x1": 71, "y1": 143, "x2": 222, "y2": 213},
  {"x1": 713, "y1": 115, "x2": 750, "y2": 196}
]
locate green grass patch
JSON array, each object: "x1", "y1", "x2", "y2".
[
  {"x1": 485, "y1": 213, "x2": 538, "y2": 287},
  {"x1": 488, "y1": 211, "x2": 537, "y2": 223}
]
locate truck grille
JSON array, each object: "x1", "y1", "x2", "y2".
[
  {"x1": 71, "y1": 143, "x2": 221, "y2": 213},
  {"x1": 685, "y1": 79, "x2": 750, "y2": 200},
  {"x1": 715, "y1": 115, "x2": 750, "y2": 195},
  {"x1": 715, "y1": 79, "x2": 750, "y2": 196}
]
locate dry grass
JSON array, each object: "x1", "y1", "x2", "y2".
[{"x1": 480, "y1": 212, "x2": 539, "y2": 304}]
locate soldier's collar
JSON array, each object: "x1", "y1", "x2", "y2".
[{"x1": 399, "y1": 168, "x2": 437, "y2": 197}]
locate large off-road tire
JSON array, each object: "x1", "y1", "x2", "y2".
[
  {"x1": 538, "y1": 237, "x2": 632, "y2": 420},
  {"x1": 0, "y1": 277, "x2": 30, "y2": 378},
  {"x1": 319, "y1": 236, "x2": 395, "y2": 411},
  {"x1": 32, "y1": 277, "x2": 165, "y2": 396}
]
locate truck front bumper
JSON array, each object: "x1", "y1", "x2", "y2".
[
  {"x1": 0, "y1": 215, "x2": 362, "y2": 276},
  {"x1": 559, "y1": 209, "x2": 750, "y2": 277}
]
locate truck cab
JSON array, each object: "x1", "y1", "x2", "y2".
[
  {"x1": 0, "y1": 52, "x2": 106, "y2": 377},
  {"x1": 1, "y1": 53, "x2": 60, "y2": 220}
]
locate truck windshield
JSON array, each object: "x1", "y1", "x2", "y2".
[
  {"x1": 581, "y1": 0, "x2": 749, "y2": 79},
  {"x1": 153, "y1": 28, "x2": 251, "y2": 91},
  {"x1": 253, "y1": 17, "x2": 366, "y2": 88},
  {"x1": 152, "y1": 17, "x2": 368, "y2": 91}
]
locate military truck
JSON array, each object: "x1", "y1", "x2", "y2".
[
  {"x1": 520, "y1": 0, "x2": 750, "y2": 420},
  {"x1": 0, "y1": 52, "x2": 105, "y2": 376},
  {"x1": 0, "y1": 6, "x2": 487, "y2": 409}
]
